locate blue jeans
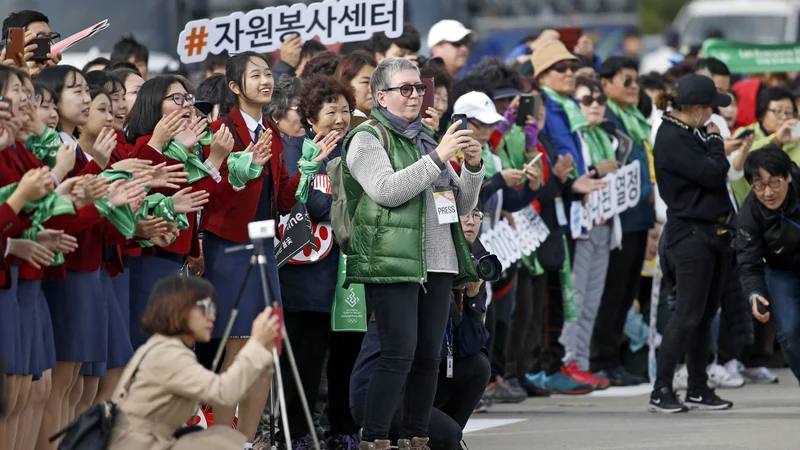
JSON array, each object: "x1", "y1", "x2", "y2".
[{"x1": 765, "y1": 269, "x2": 800, "y2": 383}]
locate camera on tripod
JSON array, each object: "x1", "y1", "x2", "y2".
[
  {"x1": 471, "y1": 239, "x2": 502, "y2": 283},
  {"x1": 248, "y1": 220, "x2": 276, "y2": 240}
]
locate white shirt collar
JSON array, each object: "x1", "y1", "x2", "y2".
[
  {"x1": 59, "y1": 132, "x2": 93, "y2": 161},
  {"x1": 240, "y1": 110, "x2": 264, "y2": 134}
]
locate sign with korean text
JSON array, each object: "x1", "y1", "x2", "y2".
[
  {"x1": 274, "y1": 202, "x2": 317, "y2": 268},
  {"x1": 569, "y1": 160, "x2": 641, "y2": 239},
  {"x1": 702, "y1": 38, "x2": 800, "y2": 74},
  {"x1": 178, "y1": 0, "x2": 404, "y2": 64},
  {"x1": 480, "y1": 206, "x2": 550, "y2": 271}
]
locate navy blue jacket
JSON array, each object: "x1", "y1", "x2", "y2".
[
  {"x1": 605, "y1": 110, "x2": 655, "y2": 233},
  {"x1": 278, "y1": 131, "x2": 341, "y2": 313},
  {"x1": 350, "y1": 286, "x2": 489, "y2": 408},
  {"x1": 479, "y1": 173, "x2": 539, "y2": 214}
]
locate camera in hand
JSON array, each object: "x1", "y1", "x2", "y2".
[{"x1": 471, "y1": 239, "x2": 502, "y2": 282}]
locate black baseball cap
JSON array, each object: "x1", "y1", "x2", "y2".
[{"x1": 673, "y1": 74, "x2": 731, "y2": 107}]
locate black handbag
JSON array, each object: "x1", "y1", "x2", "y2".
[{"x1": 50, "y1": 344, "x2": 161, "y2": 450}]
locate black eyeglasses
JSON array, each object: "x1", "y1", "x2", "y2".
[
  {"x1": 551, "y1": 61, "x2": 581, "y2": 74},
  {"x1": 579, "y1": 94, "x2": 607, "y2": 107},
  {"x1": 752, "y1": 177, "x2": 784, "y2": 193},
  {"x1": 164, "y1": 93, "x2": 195, "y2": 106},
  {"x1": 195, "y1": 298, "x2": 216, "y2": 317},
  {"x1": 384, "y1": 83, "x2": 427, "y2": 97},
  {"x1": 36, "y1": 32, "x2": 61, "y2": 43}
]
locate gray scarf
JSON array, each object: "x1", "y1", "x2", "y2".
[{"x1": 380, "y1": 107, "x2": 457, "y2": 192}]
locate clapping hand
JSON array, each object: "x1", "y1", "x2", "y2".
[
  {"x1": 311, "y1": 131, "x2": 340, "y2": 162},
  {"x1": 172, "y1": 187, "x2": 210, "y2": 213}
]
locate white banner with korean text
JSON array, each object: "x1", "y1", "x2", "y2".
[
  {"x1": 569, "y1": 159, "x2": 642, "y2": 239},
  {"x1": 178, "y1": 0, "x2": 404, "y2": 64},
  {"x1": 479, "y1": 206, "x2": 550, "y2": 271}
]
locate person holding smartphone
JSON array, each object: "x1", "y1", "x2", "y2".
[
  {"x1": 343, "y1": 58, "x2": 483, "y2": 450},
  {"x1": 737, "y1": 145, "x2": 800, "y2": 386},
  {"x1": 650, "y1": 74, "x2": 735, "y2": 413}
]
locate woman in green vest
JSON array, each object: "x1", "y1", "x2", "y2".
[{"x1": 342, "y1": 58, "x2": 484, "y2": 450}]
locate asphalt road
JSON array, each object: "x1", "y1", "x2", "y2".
[{"x1": 462, "y1": 369, "x2": 800, "y2": 449}]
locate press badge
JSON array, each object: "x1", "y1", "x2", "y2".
[
  {"x1": 434, "y1": 190, "x2": 458, "y2": 224},
  {"x1": 446, "y1": 355, "x2": 454, "y2": 378}
]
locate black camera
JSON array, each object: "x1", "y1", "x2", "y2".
[{"x1": 471, "y1": 239, "x2": 502, "y2": 282}]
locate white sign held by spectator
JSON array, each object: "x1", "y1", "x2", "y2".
[
  {"x1": 177, "y1": 0, "x2": 404, "y2": 64},
  {"x1": 570, "y1": 160, "x2": 642, "y2": 239},
  {"x1": 480, "y1": 206, "x2": 550, "y2": 271}
]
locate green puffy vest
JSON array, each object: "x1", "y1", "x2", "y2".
[{"x1": 341, "y1": 109, "x2": 478, "y2": 286}]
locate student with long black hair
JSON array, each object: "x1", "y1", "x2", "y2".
[
  {"x1": 34, "y1": 65, "x2": 148, "y2": 450},
  {"x1": 126, "y1": 75, "x2": 230, "y2": 352},
  {"x1": 205, "y1": 51, "x2": 337, "y2": 446}
]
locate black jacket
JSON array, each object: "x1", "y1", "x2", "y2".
[
  {"x1": 654, "y1": 115, "x2": 732, "y2": 246},
  {"x1": 737, "y1": 163, "x2": 800, "y2": 300},
  {"x1": 535, "y1": 133, "x2": 580, "y2": 271}
]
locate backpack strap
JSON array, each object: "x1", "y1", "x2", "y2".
[
  {"x1": 365, "y1": 119, "x2": 391, "y2": 154},
  {"x1": 118, "y1": 340, "x2": 165, "y2": 400}
]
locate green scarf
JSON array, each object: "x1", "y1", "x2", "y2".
[
  {"x1": 163, "y1": 128, "x2": 214, "y2": 184},
  {"x1": 294, "y1": 138, "x2": 323, "y2": 204},
  {"x1": 227, "y1": 151, "x2": 264, "y2": 189},
  {"x1": 134, "y1": 193, "x2": 187, "y2": 248},
  {"x1": 0, "y1": 183, "x2": 76, "y2": 266},
  {"x1": 96, "y1": 170, "x2": 137, "y2": 239},
  {"x1": 25, "y1": 127, "x2": 61, "y2": 168},
  {"x1": 540, "y1": 86, "x2": 589, "y2": 133},
  {"x1": 499, "y1": 126, "x2": 527, "y2": 170},
  {"x1": 582, "y1": 127, "x2": 616, "y2": 166},
  {"x1": 605, "y1": 99, "x2": 651, "y2": 143},
  {"x1": 481, "y1": 145, "x2": 499, "y2": 179}
]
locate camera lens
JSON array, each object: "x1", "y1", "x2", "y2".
[{"x1": 472, "y1": 254, "x2": 502, "y2": 282}]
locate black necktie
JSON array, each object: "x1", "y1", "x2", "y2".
[{"x1": 254, "y1": 124, "x2": 264, "y2": 143}]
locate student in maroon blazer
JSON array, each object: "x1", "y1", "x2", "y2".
[
  {"x1": 202, "y1": 51, "x2": 336, "y2": 444},
  {"x1": 125, "y1": 75, "x2": 230, "y2": 352}
]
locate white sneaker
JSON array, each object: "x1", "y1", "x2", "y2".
[
  {"x1": 741, "y1": 366, "x2": 779, "y2": 384},
  {"x1": 673, "y1": 365, "x2": 688, "y2": 390},
  {"x1": 724, "y1": 359, "x2": 744, "y2": 377},
  {"x1": 707, "y1": 363, "x2": 745, "y2": 389}
]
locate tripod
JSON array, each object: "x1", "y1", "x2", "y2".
[{"x1": 209, "y1": 235, "x2": 321, "y2": 450}]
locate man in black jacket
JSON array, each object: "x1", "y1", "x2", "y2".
[{"x1": 737, "y1": 145, "x2": 800, "y2": 383}]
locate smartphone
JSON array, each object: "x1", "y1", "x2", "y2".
[
  {"x1": 420, "y1": 78, "x2": 435, "y2": 119},
  {"x1": 736, "y1": 129, "x2": 755, "y2": 139},
  {"x1": 792, "y1": 122, "x2": 800, "y2": 139},
  {"x1": 517, "y1": 95, "x2": 534, "y2": 127},
  {"x1": 30, "y1": 37, "x2": 50, "y2": 62},
  {"x1": 557, "y1": 26, "x2": 583, "y2": 52},
  {"x1": 452, "y1": 114, "x2": 467, "y2": 132},
  {"x1": 0, "y1": 95, "x2": 12, "y2": 114},
  {"x1": 7, "y1": 28, "x2": 25, "y2": 67}
]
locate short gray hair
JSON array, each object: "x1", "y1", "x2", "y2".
[
  {"x1": 371, "y1": 57, "x2": 420, "y2": 111},
  {"x1": 264, "y1": 74, "x2": 303, "y2": 121}
]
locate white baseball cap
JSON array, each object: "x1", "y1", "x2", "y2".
[
  {"x1": 427, "y1": 20, "x2": 475, "y2": 49},
  {"x1": 453, "y1": 91, "x2": 506, "y2": 125}
]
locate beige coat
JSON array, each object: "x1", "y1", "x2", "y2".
[{"x1": 108, "y1": 334, "x2": 274, "y2": 450}]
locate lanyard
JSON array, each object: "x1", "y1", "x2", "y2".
[{"x1": 445, "y1": 318, "x2": 454, "y2": 356}]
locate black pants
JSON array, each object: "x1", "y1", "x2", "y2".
[
  {"x1": 360, "y1": 273, "x2": 454, "y2": 441},
  {"x1": 327, "y1": 331, "x2": 364, "y2": 434},
  {"x1": 434, "y1": 352, "x2": 492, "y2": 429},
  {"x1": 280, "y1": 311, "x2": 330, "y2": 438},
  {"x1": 718, "y1": 254, "x2": 774, "y2": 367},
  {"x1": 351, "y1": 352, "x2": 489, "y2": 450},
  {"x1": 506, "y1": 271, "x2": 547, "y2": 378},
  {"x1": 542, "y1": 270, "x2": 567, "y2": 376},
  {"x1": 279, "y1": 311, "x2": 364, "y2": 438},
  {"x1": 654, "y1": 233, "x2": 729, "y2": 390},
  {"x1": 590, "y1": 230, "x2": 648, "y2": 372},
  {"x1": 486, "y1": 270, "x2": 517, "y2": 380}
]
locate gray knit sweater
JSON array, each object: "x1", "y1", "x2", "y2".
[{"x1": 347, "y1": 131, "x2": 484, "y2": 274}]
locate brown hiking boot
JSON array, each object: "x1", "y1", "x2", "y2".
[
  {"x1": 397, "y1": 437, "x2": 431, "y2": 450},
  {"x1": 359, "y1": 440, "x2": 392, "y2": 450}
]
